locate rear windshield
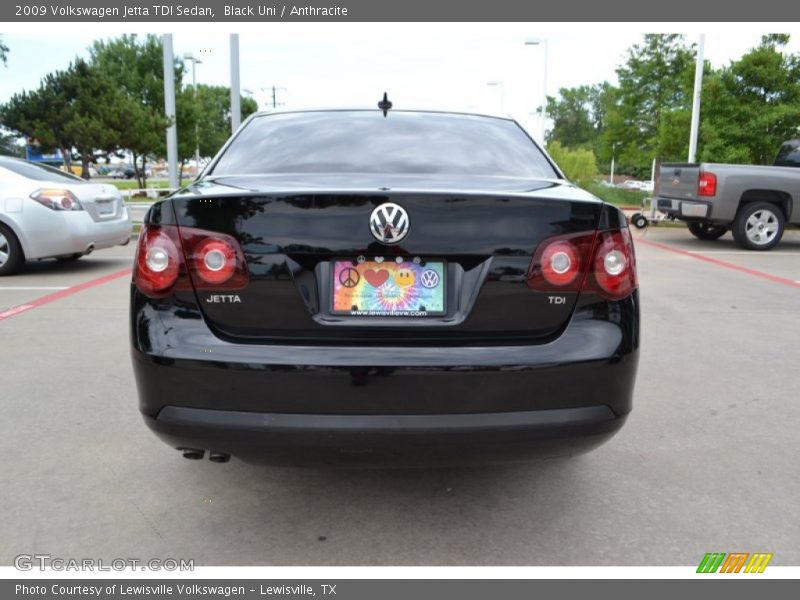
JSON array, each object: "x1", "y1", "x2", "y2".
[
  {"x1": 0, "y1": 158, "x2": 83, "y2": 182},
  {"x1": 210, "y1": 111, "x2": 559, "y2": 179},
  {"x1": 774, "y1": 141, "x2": 800, "y2": 167}
]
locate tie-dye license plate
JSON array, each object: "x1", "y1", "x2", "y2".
[{"x1": 331, "y1": 260, "x2": 446, "y2": 317}]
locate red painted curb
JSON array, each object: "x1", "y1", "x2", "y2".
[{"x1": 0, "y1": 268, "x2": 132, "y2": 322}]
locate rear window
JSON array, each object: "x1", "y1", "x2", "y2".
[
  {"x1": 210, "y1": 111, "x2": 559, "y2": 179},
  {"x1": 0, "y1": 158, "x2": 83, "y2": 182},
  {"x1": 774, "y1": 140, "x2": 800, "y2": 167}
]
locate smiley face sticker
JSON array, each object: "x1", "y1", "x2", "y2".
[{"x1": 394, "y1": 268, "x2": 416, "y2": 287}]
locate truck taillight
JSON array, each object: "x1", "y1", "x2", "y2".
[
  {"x1": 528, "y1": 228, "x2": 637, "y2": 300},
  {"x1": 698, "y1": 171, "x2": 717, "y2": 197},
  {"x1": 133, "y1": 224, "x2": 249, "y2": 298}
]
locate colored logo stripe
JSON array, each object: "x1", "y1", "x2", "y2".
[
  {"x1": 697, "y1": 553, "x2": 726, "y2": 573},
  {"x1": 744, "y1": 553, "x2": 773, "y2": 573},
  {"x1": 697, "y1": 552, "x2": 773, "y2": 573},
  {"x1": 719, "y1": 553, "x2": 749, "y2": 573}
]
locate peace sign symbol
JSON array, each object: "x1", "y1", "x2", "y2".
[{"x1": 339, "y1": 267, "x2": 360, "y2": 288}]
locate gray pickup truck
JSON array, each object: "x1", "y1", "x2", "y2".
[{"x1": 654, "y1": 139, "x2": 800, "y2": 250}]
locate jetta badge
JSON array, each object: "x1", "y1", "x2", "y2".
[{"x1": 369, "y1": 202, "x2": 409, "y2": 244}]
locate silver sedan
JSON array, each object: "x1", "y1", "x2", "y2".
[{"x1": 0, "y1": 157, "x2": 132, "y2": 275}]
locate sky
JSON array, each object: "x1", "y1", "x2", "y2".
[{"x1": 1, "y1": 24, "x2": 798, "y2": 139}]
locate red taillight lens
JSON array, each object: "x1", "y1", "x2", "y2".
[
  {"x1": 587, "y1": 229, "x2": 637, "y2": 300},
  {"x1": 528, "y1": 228, "x2": 637, "y2": 300},
  {"x1": 30, "y1": 188, "x2": 84, "y2": 211},
  {"x1": 527, "y1": 232, "x2": 596, "y2": 293},
  {"x1": 698, "y1": 171, "x2": 717, "y2": 197},
  {"x1": 193, "y1": 239, "x2": 236, "y2": 285},
  {"x1": 133, "y1": 224, "x2": 249, "y2": 298},
  {"x1": 541, "y1": 241, "x2": 580, "y2": 286},
  {"x1": 134, "y1": 225, "x2": 181, "y2": 296},
  {"x1": 179, "y1": 228, "x2": 249, "y2": 290}
]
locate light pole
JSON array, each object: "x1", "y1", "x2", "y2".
[
  {"x1": 610, "y1": 142, "x2": 619, "y2": 185},
  {"x1": 688, "y1": 33, "x2": 706, "y2": 163},
  {"x1": 183, "y1": 52, "x2": 203, "y2": 172},
  {"x1": 486, "y1": 80, "x2": 505, "y2": 112},
  {"x1": 230, "y1": 34, "x2": 241, "y2": 133},
  {"x1": 524, "y1": 38, "x2": 548, "y2": 143},
  {"x1": 162, "y1": 35, "x2": 178, "y2": 190}
]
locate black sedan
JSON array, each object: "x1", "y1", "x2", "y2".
[{"x1": 130, "y1": 107, "x2": 639, "y2": 466}]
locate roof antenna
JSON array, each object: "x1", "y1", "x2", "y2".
[{"x1": 378, "y1": 92, "x2": 392, "y2": 117}]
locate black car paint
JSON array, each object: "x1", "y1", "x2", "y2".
[{"x1": 131, "y1": 112, "x2": 639, "y2": 466}]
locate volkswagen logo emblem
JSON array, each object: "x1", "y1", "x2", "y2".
[{"x1": 369, "y1": 202, "x2": 409, "y2": 244}]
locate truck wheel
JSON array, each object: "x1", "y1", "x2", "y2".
[
  {"x1": 630, "y1": 213, "x2": 648, "y2": 229},
  {"x1": 732, "y1": 202, "x2": 785, "y2": 251},
  {"x1": 0, "y1": 223, "x2": 24, "y2": 276},
  {"x1": 688, "y1": 222, "x2": 728, "y2": 241}
]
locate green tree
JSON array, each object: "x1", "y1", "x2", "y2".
[
  {"x1": 176, "y1": 83, "x2": 258, "y2": 182},
  {"x1": 546, "y1": 83, "x2": 614, "y2": 154},
  {"x1": 602, "y1": 34, "x2": 696, "y2": 176},
  {"x1": 175, "y1": 87, "x2": 199, "y2": 182},
  {"x1": 547, "y1": 141, "x2": 598, "y2": 186},
  {"x1": 1, "y1": 71, "x2": 77, "y2": 168},
  {"x1": 90, "y1": 34, "x2": 180, "y2": 187},
  {"x1": 0, "y1": 58, "x2": 142, "y2": 178},
  {"x1": 61, "y1": 59, "x2": 142, "y2": 178},
  {"x1": 0, "y1": 132, "x2": 23, "y2": 157},
  {"x1": 700, "y1": 34, "x2": 800, "y2": 164}
]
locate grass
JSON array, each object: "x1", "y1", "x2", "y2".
[
  {"x1": 582, "y1": 181, "x2": 649, "y2": 208},
  {"x1": 107, "y1": 179, "x2": 172, "y2": 191}
]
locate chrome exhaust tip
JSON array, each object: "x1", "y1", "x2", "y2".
[
  {"x1": 208, "y1": 452, "x2": 231, "y2": 463},
  {"x1": 179, "y1": 448, "x2": 205, "y2": 460}
]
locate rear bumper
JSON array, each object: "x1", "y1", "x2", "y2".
[
  {"x1": 132, "y1": 291, "x2": 639, "y2": 466},
  {"x1": 19, "y1": 207, "x2": 132, "y2": 259},
  {"x1": 655, "y1": 197, "x2": 714, "y2": 221},
  {"x1": 145, "y1": 405, "x2": 626, "y2": 467}
]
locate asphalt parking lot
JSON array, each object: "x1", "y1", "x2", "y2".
[{"x1": 1, "y1": 226, "x2": 798, "y2": 566}]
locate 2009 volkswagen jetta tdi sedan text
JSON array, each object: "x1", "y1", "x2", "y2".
[{"x1": 130, "y1": 107, "x2": 639, "y2": 466}]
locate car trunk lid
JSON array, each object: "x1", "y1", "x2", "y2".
[
  {"x1": 168, "y1": 175, "x2": 603, "y2": 344},
  {"x1": 65, "y1": 182, "x2": 126, "y2": 222}
]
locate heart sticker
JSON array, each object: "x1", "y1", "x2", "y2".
[{"x1": 363, "y1": 269, "x2": 390, "y2": 287}]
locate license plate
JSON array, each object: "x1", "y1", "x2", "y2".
[
  {"x1": 331, "y1": 259, "x2": 446, "y2": 317},
  {"x1": 96, "y1": 200, "x2": 114, "y2": 215}
]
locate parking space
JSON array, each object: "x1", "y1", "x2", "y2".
[{"x1": 0, "y1": 227, "x2": 798, "y2": 566}]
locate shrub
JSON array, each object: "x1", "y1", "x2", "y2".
[{"x1": 546, "y1": 141, "x2": 598, "y2": 186}]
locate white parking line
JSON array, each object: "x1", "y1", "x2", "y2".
[{"x1": 0, "y1": 286, "x2": 69, "y2": 291}]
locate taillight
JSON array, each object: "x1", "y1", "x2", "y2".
[
  {"x1": 528, "y1": 232, "x2": 596, "y2": 292},
  {"x1": 134, "y1": 225, "x2": 183, "y2": 297},
  {"x1": 179, "y1": 227, "x2": 249, "y2": 290},
  {"x1": 133, "y1": 224, "x2": 249, "y2": 298},
  {"x1": 528, "y1": 228, "x2": 637, "y2": 300},
  {"x1": 698, "y1": 171, "x2": 717, "y2": 197},
  {"x1": 30, "y1": 188, "x2": 83, "y2": 211},
  {"x1": 586, "y1": 229, "x2": 637, "y2": 300}
]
